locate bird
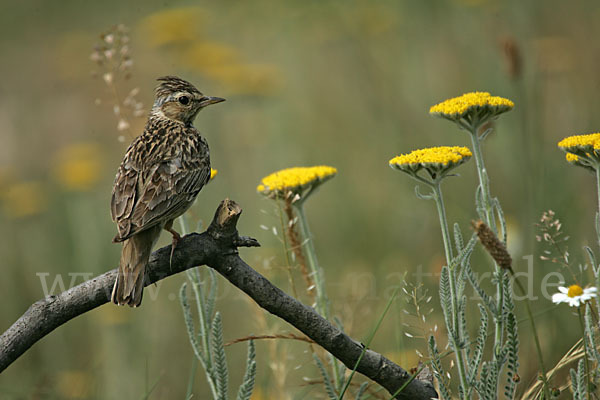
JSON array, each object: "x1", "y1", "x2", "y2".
[{"x1": 110, "y1": 76, "x2": 224, "y2": 307}]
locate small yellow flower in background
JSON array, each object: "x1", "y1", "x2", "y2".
[
  {"x1": 137, "y1": 8, "x2": 284, "y2": 96},
  {"x1": 257, "y1": 166, "x2": 337, "y2": 201},
  {"x1": 557, "y1": 133, "x2": 600, "y2": 171},
  {"x1": 389, "y1": 146, "x2": 472, "y2": 179},
  {"x1": 199, "y1": 63, "x2": 284, "y2": 96},
  {"x1": 137, "y1": 7, "x2": 206, "y2": 47},
  {"x1": 210, "y1": 168, "x2": 218, "y2": 180},
  {"x1": 180, "y1": 41, "x2": 241, "y2": 70},
  {"x1": 250, "y1": 387, "x2": 268, "y2": 400},
  {"x1": 53, "y1": 143, "x2": 103, "y2": 191},
  {"x1": 0, "y1": 167, "x2": 13, "y2": 191},
  {"x1": 552, "y1": 284, "x2": 597, "y2": 307},
  {"x1": 177, "y1": 42, "x2": 283, "y2": 96},
  {"x1": 2, "y1": 181, "x2": 46, "y2": 218},
  {"x1": 430, "y1": 92, "x2": 514, "y2": 122}
]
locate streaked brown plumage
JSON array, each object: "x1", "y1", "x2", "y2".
[{"x1": 111, "y1": 76, "x2": 224, "y2": 307}]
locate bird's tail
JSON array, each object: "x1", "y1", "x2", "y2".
[{"x1": 112, "y1": 226, "x2": 161, "y2": 307}]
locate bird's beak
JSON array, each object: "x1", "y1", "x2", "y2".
[{"x1": 199, "y1": 96, "x2": 226, "y2": 107}]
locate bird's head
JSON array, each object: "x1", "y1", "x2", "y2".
[{"x1": 151, "y1": 76, "x2": 225, "y2": 124}]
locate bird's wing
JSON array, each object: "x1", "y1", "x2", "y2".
[
  {"x1": 111, "y1": 144, "x2": 140, "y2": 239},
  {"x1": 111, "y1": 135, "x2": 211, "y2": 241},
  {"x1": 131, "y1": 157, "x2": 210, "y2": 232}
]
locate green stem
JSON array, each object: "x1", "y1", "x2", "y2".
[
  {"x1": 293, "y1": 202, "x2": 341, "y2": 389},
  {"x1": 338, "y1": 288, "x2": 399, "y2": 399},
  {"x1": 468, "y1": 125, "x2": 504, "y2": 360},
  {"x1": 179, "y1": 216, "x2": 219, "y2": 399},
  {"x1": 469, "y1": 126, "x2": 496, "y2": 232},
  {"x1": 277, "y1": 201, "x2": 298, "y2": 299},
  {"x1": 432, "y1": 182, "x2": 469, "y2": 398},
  {"x1": 512, "y1": 277, "x2": 551, "y2": 400},
  {"x1": 185, "y1": 356, "x2": 198, "y2": 400},
  {"x1": 578, "y1": 306, "x2": 591, "y2": 400},
  {"x1": 294, "y1": 202, "x2": 329, "y2": 319},
  {"x1": 432, "y1": 182, "x2": 454, "y2": 266},
  {"x1": 595, "y1": 166, "x2": 600, "y2": 247}
]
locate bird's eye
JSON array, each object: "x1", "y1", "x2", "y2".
[{"x1": 178, "y1": 96, "x2": 190, "y2": 105}]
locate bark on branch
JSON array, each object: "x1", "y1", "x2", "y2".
[{"x1": 0, "y1": 199, "x2": 437, "y2": 400}]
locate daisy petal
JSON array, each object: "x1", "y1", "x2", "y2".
[{"x1": 558, "y1": 286, "x2": 568, "y2": 294}]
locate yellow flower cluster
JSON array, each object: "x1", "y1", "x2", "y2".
[
  {"x1": 2, "y1": 181, "x2": 46, "y2": 218},
  {"x1": 565, "y1": 153, "x2": 579, "y2": 163},
  {"x1": 429, "y1": 92, "x2": 514, "y2": 119},
  {"x1": 389, "y1": 146, "x2": 472, "y2": 179},
  {"x1": 53, "y1": 143, "x2": 102, "y2": 191},
  {"x1": 137, "y1": 7, "x2": 283, "y2": 96},
  {"x1": 389, "y1": 146, "x2": 472, "y2": 167},
  {"x1": 138, "y1": 7, "x2": 206, "y2": 47},
  {"x1": 257, "y1": 166, "x2": 337, "y2": 199},
  {"x1": 557, "y1": 133, "x2": 600, "y2": 150},
  {"x1": 558, "y1": 133, "x2": 600, "y2": 170}
]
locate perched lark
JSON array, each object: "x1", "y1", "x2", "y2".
[{"x1": 111, "y1": 76, "x2": 224, "y2": 307}]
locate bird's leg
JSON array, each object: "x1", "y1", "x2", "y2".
[{"x1": 164, "y1": 220, "x2": 181, "y2": 269}]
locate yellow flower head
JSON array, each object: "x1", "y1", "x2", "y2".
[
  {"x1": 558, "y1": 133, "x2": 600, "y2": 151},
  {"x1": 257, "y1": 166, "x2": 337, "y2": 201},
  {"x1": 389, "y1": 146, "x2": 472, "y2": 179},
  {"x1": 565, "y1": 153, "x2": 579, "y2": 163},
  {"x1": 2, "y1": 181, "x2": 46, "y2": 218},
  {"x1": 430, "y1": 92, "x2": 514, "y2": 122},
  {"x1": 137, "y1": 7, "x2": 206, "y2": 47},
  {"x1": 52, "y1": 143, "x2": 103, "y2": 191},
  {"x1": 558, "y1": 133, "x2": 600, "y2": 171}
]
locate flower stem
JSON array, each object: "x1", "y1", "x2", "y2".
[
  {"x1": 595, "y1": 166, "x2": 600, "y2": 247},
  {"x1": 468, "y1": 124, "x2": 505, "y2": 360},
  {"x1": 293, "y1": 202, "x2": 329, "y2": 319},
  {"x1": 432, "y1": 182, "x2": 469, "y2": 398},
  {"x1": 293, "y1": 202, "x2": 342, "y2": 390},
  {"x1": 469, "y1": 127, "x2": 497, "y2": 232},
  {"x1": 432, "y1": 182, "x2": 454, "y2": 266},
  {"x1": 578, "y1": 306, "x2": 591, "y2": 400},
  {"x1": 277, "y1": 200, "x2": 299, "y2": 299}
]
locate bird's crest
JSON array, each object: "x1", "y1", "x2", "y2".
[{"x1": 155, "y1": 76, "x2": 202, "y2": 99}]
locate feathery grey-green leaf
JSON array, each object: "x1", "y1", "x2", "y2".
[
  {"x1": 354, "y1": 382, "x2": 369, "y2": 400},
  {"x1": 454, "y1": 222, "x2": 464, "y2": 253},
  {"x1": 313, "y1": 354, "x2": 337, "y2": 400},
  {"x1": 179, "y1": 282, "x2": 205, "y2": 364},
  {"x1": 236, "y1": 340, "x2": 256, "y2": 400},
  {"x1": 428, "y1": 336, "x2": 451, "y2": 400},
  {"x1": 439, "y1": 266, "x2": 453, "y2": 334},
  {"x1": 493, "y1": 198, "x2": 507, "y2": 245},
  {"x1": 504, "y1": 312, "x2": 519, "y2": 399},
  {"x1": 211, "y1": 312, "x2": 229, "y2": 400},
  {"x1": 468, "y1": 304, "x2": 487, "y2": 385},
  {"x1": 464, "y1": 262, "x2": 496, "y2": 315}
]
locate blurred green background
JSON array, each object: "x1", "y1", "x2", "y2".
[{"x1": 1, "y1": 0, "x2": 600, "y2": 398}]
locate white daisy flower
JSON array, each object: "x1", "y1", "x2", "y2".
[{"x1": 552, "y1": 285, "x2": 597, "y2": 307}]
